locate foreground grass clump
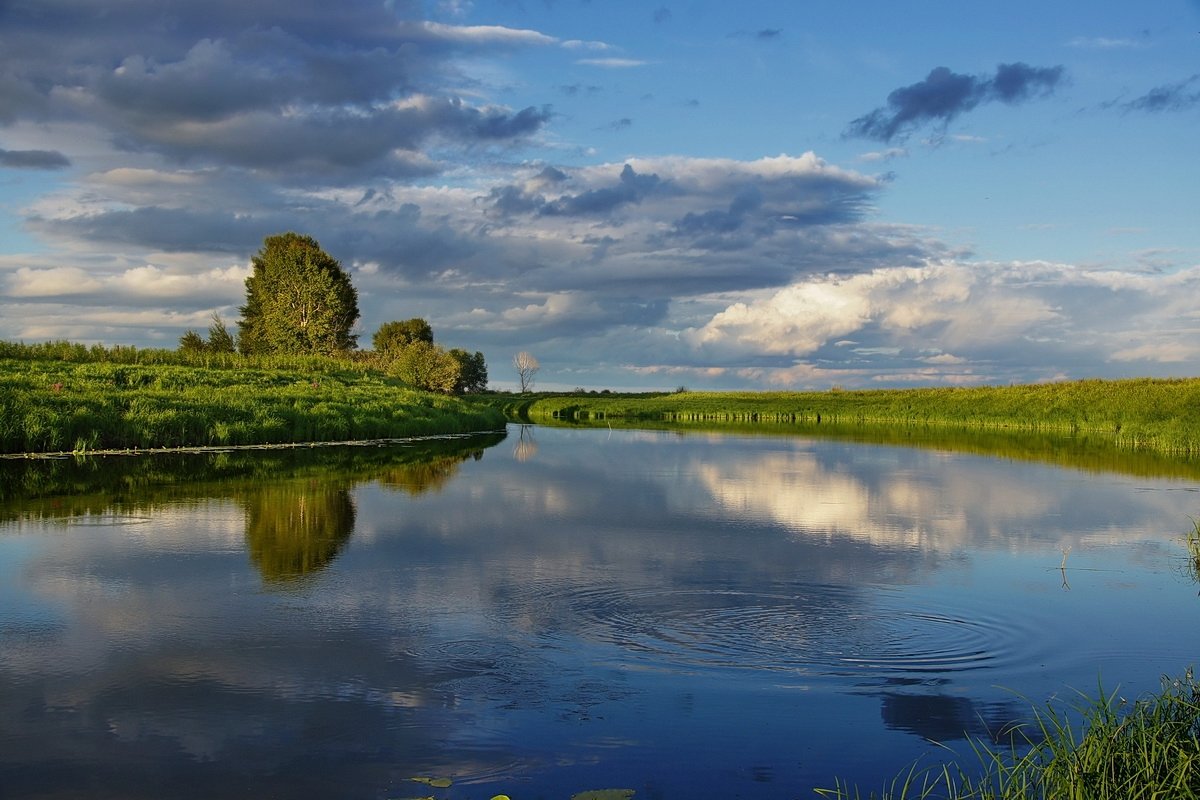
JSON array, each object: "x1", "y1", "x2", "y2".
[
  {"x1": 817, "y1": 671, "x2": 1200, "y2": 800},
  {"x1": 510, "y1": 378, "x2": 1200, "y2": 455},
  {"x1": 0, "y1": 348, "x2": 504, "y2": 454}
]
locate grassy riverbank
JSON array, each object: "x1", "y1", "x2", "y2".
[
  {"x1": 818, "y1": 671, "x2": 1200, "y2": 799},
  {"x1": 0, "y1": 342, "x2": 505, "y2": 455},
  {"x1": 499, "y1": 378, "x2": 1200, "y2": 456}
]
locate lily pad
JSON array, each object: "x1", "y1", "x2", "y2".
[
  {"x1": 570, "y1": 790, "x2": 635, "y2": 800},
  {"x1": 408, "y1": 776, "x2": 454, "y2": 788}
]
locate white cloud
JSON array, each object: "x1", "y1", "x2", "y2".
[
  {"x1": 8, "y1": 263, "x2": 248, "y2": 301},
  {"x1": 683, "y1": 261, "x2": 1200, "y2": 386},
  {"x1": 857, "y1": 148, "x2": 908, "y2": 163},
  {"x1": 395, "y1": 21, "x2": 558, "y2": 47},
  {"x1": 1067, "y1": 36, "x2": 1144, "y2": 49},
  {"x1": 561, "y1": 39, "x2": 613, "y2": 51},
  {"x1": 576, "y1": 58, "x2": 649, "y2": 68},
  {"x1": 690, "y1": 279, "x2": 871, "y2": 355},
  {"x1": 8, "y1": 266, "x2": 103, "y2": 297},
  {"x1": 1110, "y1": 342, "x2": 1198, "y2": 363}
]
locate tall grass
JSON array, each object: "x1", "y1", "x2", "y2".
[
  {"x1": 816, "y1": 671, "x2": 1200, "y2": 799},
  {"x1": 0, "y1": 346, "x2": 504, "y2": 454}
]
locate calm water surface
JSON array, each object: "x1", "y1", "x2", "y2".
[{"x1": 2, "y1": 425, "x2": 1199, "y2": 799}]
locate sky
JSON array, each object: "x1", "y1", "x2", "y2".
[{"x1": 0, "y1": 0, "x2": 1197, "y2": 391}]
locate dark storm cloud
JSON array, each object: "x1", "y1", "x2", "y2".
[
  {"x1": 0, "y1": 148, "x2": 71, "y2": 169},
  {"x1": 846, "y1": 63, "x2": 1065, "y2": 142},
  {"x1": 0, "y1": 0, "x2": 550, "y2": 179},
  {"x1": 1116, "y1": 75, "x2": 1200, "y2": 113}
]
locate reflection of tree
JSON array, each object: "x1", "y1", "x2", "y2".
[
  {"x1": 244, "y1": 482, "x2": 356, "y2": 583},
  {"x1": 513, "y1": 425, "x2": 538, "y2": 462},
  {"x1": 376, "y1": 455, "x2": 474, "y2": 495},
  {"x1": 0, "y1": 432, "x2": 507, "y2": 524}
]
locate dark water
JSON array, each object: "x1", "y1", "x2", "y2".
[{"x1": 2, "y1": 425, "x2": 1199, "y2": 799}]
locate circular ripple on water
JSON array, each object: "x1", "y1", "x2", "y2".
[{"x1": 555, "y1": 584, "x2": 1046, "y2": 679}]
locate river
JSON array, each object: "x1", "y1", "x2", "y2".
[{"x1": 1, "y1": 424, "x2": 1198, "y2": 798}]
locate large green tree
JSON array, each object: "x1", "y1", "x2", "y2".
[
  {"x1": 449, "y1": 349, "x2": 488, "y2": 394},
  {"x1": 372, "y1": 318, "x2": 434, "y2": 355},
  {"x1": 388, "y1": 341, "x2": 461, "y2": 394},
  {"x1": 238, "y1": 233, "x2": 360, "y2": 355}
]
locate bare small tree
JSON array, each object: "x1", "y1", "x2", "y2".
[{"x1": 513, "y1": 351, "x2": 539, "y2": 393}]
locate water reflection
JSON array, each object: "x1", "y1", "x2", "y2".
[
  {"x1": 878, "y1": 690, "x2": 1022, "y2": 743},
  {"x1": 2, "y1": 425, "x2": 1198, "y2": 799},
  {"x1": 512, "y1": 423, "x2": 539, "y2": 462},
  {"x1": 244, "y1": 482, "x2": 356, "y2": 583}
]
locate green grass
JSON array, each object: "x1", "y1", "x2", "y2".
[
  {"x1": 0, "y1": 342, "x2": 504, "y2": 454},
  {"x1": 817, "y1": 671, "x2": 1200, "y2": 799},
  {"x1": 493, "y1": 378, "x2": 1200, "y2": 456}
]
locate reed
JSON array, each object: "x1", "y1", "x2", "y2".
[{"x1": 816, "y1": 670, "x2": 1200, "y2": 799}]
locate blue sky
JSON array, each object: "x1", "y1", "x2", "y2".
[{"x1": 1, "y1": 0, "x2": 1197, "y2": 390}]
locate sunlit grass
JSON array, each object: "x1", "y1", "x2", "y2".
[{"x1": 0, "y1": 342, "x2": 504, "y2": 454}]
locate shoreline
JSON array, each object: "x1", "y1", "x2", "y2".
[{"x1": 0, "y1": 428, "x2": 510, "y2": 461}]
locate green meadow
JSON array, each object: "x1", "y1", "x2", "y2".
[
  {"x1": 0, "y1": 341, "x2": 504, "y2": 455},
  {"x1": 502, "y1": 378, "x2": 1200, "y2": 456}
]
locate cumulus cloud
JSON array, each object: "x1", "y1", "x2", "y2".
[
  {"x1": 683, "y1": 261, "x2": 1200, "y2": 386},
  {"x1": 8, "y1": 266, "x2": 103, "y2": 297},
  {"x1": 846, "y1": 63, "x2": 1065, "y2": 142}
]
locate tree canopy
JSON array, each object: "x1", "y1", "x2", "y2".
[
  {"x1": 388, "y1": 340, "x2": 461, "y2": 394},
  {"x1": 372, "y1": 318, "x2": 433, "y2": 354},
  {"x1": 449, "y1": 349, "x2": 488, "y2": 394},
  {"x1": 178, "y1": 314, "x2": 237, "y2": 354},
  {"x1": 238, "y1": 233, "x2": 359, "y2": 355}
]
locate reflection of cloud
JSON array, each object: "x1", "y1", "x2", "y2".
[
  {"x1": 688, "y1": 439, "x2": 1174, "y2": 554},
  {"x1": 3, "y1": 427, "x2": 1198, "y2": 795}
]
